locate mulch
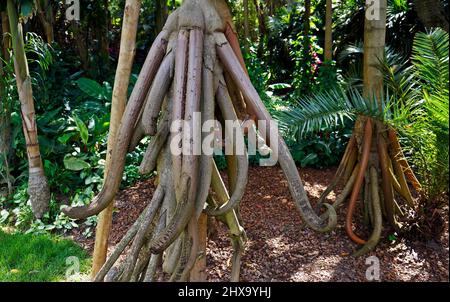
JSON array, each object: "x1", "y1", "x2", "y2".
[{"x1": 70, "y1": 166, "x2": 449, "y2": 282}]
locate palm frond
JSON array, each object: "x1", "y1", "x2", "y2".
[
  {"x1": 276, "y1": 87, "x2": 382, "y2": 139},
  {"x1": 412, "y1": 28, "x2": 449, "y2": 94}
]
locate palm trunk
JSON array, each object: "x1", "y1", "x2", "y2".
[
  {"x1": 90, "y1": 0, "x2": 142, "y2": 279},
  {"x1": 324, "y1": 0, "x2": 332, "y2": 62},
  {"x1": 363, "y1": 0, "x2": 386, "y2": 101},
  {"x1": 7, "y1": 0, "x2": 50, "y2": 218},
  {"x1": 36, "y1": 0, "x2": 54, "y2": 43}
]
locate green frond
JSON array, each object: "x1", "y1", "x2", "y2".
[
  {"x1": 276, "y1": 87, "x2": 382, "y2": 139},
  {"x1": 412, "y1": 28, "x2": 449, "y2": 94}
]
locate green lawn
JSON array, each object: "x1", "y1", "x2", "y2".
[{"x1": 0, "y1": 228, "x2": 91, "y2": 281}]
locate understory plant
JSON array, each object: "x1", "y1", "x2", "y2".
[{"x1": 0, "y1": 33, "x2": 147, "y2": 236}]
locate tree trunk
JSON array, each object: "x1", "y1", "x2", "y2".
[
  {"x1": 252, "y1": 0, "x2": 266, "y2": 57},
  {"x1": 304, "y1": 0, "x2": 311, "y2": 38},
  {"x1": 324, "y1": 0, "x2": 332, "y2": 62},
  {"x1": 71, "y1": 22, "x2": 89, "y2": 71},
  {"x1": 90, "y1": 0, "x2": 142, "y2": 279},
  {"x1": 155, "y1": 0, "x2": 168, "y2": 33},
  {"x1": 7, "y1": 0, "x2": 50, "y2": 218},
  {"x1": 414, "y1": 0, "x2": 449, "y2": 32},
  {"x1": 36, "y1": 0, "x2": 54, "y2": 43},
  {"x1": 243, "y1": 0, "x2": 249, "y2": 51},
  {"x1": 1, "y1": 11, "x2": 10, "y2": 60},
  {"x1": 94, "y1": 0, "x2": 110, "y2": 75},
  {"x1": 363, "y1": 0, "x2": 386, "y2": 101}
]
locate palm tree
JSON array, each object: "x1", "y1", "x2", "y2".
[
  {"x1": 277, "y1": 28, "x2": 449, "y2": 255},
  {"x1": 280, "y1": 7, "x2": 449, "y2": 254},
  {"x1": 7, "y1": 0, "x2": 49, "y2": 218}
]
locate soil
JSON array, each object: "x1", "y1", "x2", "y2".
[{"x1": 70, "y1": 166, "x2": 449, "y2": 282}]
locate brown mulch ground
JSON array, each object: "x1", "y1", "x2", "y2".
[{"x1": 70, "y1": 166, "x2": 449, "y2": 282}]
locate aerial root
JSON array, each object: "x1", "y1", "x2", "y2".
[
  {"x1": 353, "y1": 166, "x2": 382, "y2": 256},
  {"x1": 317, "y1": 134, "x2": 357, "y2": 209},
  {"x1": 206, "y1": 75, "x2": 248, "y2": 216},
  {"x1": 216, "y1": 31, "x2": 337, "y2": 232},
  {"x1": 345, "y1": 118, "x2": 372, "y2": 245}
]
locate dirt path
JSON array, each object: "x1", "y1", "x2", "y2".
[{"x1": 71, "y1": 166, "x2": 449, "y2": 282}]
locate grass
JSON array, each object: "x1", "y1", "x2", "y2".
[{"x1": 0, "y1": 228, "x2": 91, "y2": 282}]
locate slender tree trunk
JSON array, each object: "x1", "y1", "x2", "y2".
[
  {"x1": 71, "y1": 22, "x2": 89, "y2": 71},
  {"x1": 324, "y1": 0, "x2": 332, "y2": 62},
  {"x1": 91, "y1": 0, "x2": 142, "y2": 279},
  {"x1": 303, "y1": 0, "x2": 311, "y2": 38},
  {"x1": 1, "y1": 11, "x2": 10, "y2": 60},
  {"x1": 36, "y1": 0, "x2": 54, "y2": 43},
  {"x1": 252, "y1": 0, "x2": 266, "y2": 57},
  {"x1": 7, "y1": 0, "x2": 50, "y2": 218},
  {"x1": 243, "y1": 0, "x2": 249, "y2": 51},
  {"x1": 253, "y1": 0, "x2": 266, "y2": 36},
  {"x1": 155, "y1": 0, "x2": 168, "y2": 33},
  {"x1": 93, "y1": 0, "x2": 110, "y2": 75}
]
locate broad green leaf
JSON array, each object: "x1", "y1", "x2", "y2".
[
  {"x1": 63, "y1": 156, "x2": 91, "y2": 171},
  {"x1": 72, "y1": 114, "x2": 89, "y2": 145},
  {"x1": 76, "y1": 78, "x2": 105, "y2": 100},
  {"x1": 57, "y1": 132, "x2": 76, "y2": 145}
]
